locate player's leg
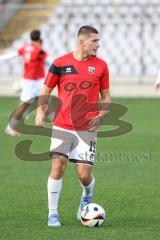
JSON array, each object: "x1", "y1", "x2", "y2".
[
  {"x1": 5, "y1": 79, "x2": 35, "y2": 136},
  {"x1": 76, "y1": 164, "x2": 95, "y2": 219},
  {"x1": 77, "y1": 164, "x2": 94, "y2": 195},
  {"x1": 13, "y1": 102, "x2": 30, "y2": 119},
  {"x1": 48, "y1": 126, "x2": 73, "y2": 226},
  {"x1": 48, "y1": 156, "x2": 67, "y2": 227},
  {"x1": 69, "y1": 130, "x2": 97, "y2": 220},
  {"x1": 5, "y1": 101, "x2": 30, "y2": 136}
]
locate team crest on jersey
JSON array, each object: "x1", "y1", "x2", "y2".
[{"x1": 88, "y1": 66, "x2": 95, "y2": 74}]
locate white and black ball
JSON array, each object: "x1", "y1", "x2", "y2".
[{"x1": 80, "y1": 203, "x2": 106, "y2": 227}]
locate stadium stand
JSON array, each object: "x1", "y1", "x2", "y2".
[
  {"x1": 0, "y1": 0, "x2": 59, "y2": 49},
  {"x1": 0, "y1": 0, "x2": 24, "y2": 34},
  {"x1": 0, "y1": 0, "x2": 160, "y2": 96}
]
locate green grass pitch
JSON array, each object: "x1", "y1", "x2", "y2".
[{"x1": 0, "y1": 97, "x2": 160, "y2": 240}]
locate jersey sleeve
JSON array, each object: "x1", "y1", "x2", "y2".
[
  {"x1": 39, "y1": 49, "x2": 47, "y2": 60},
  {"x1": 44, "y1": 59, "x2": 60, "y2": 89},
  {"x1": 100, "y1": 61, "x2": 109, "y2": 90}
]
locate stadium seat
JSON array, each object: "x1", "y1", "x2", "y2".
[{"x1": 0, "y1": 0, "x2": 160, "y2": 78}]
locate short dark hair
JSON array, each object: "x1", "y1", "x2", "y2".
[
  {"x1": 30, "y1": 30, "x2": 41, "y2": 41},
  {"x1": 77, "y1": 25, "x2": 98, "y2": 37}
]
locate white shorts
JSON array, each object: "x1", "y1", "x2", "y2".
[
  {"x1": 20, "y1": 78, "x2": 44, "y2": 103},
  {"x1": 50, "y1": 126, "x2": 97, "y2": 165}
]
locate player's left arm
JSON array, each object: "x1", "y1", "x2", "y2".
[
  {"x1": 99, "y1": 88, "x2": 111, "y2": 118},
  {"x1": 35, "y1": 85, "x2": 53, "y2": 127},
  {"x1": 88, "y1": 60, "x2": 111, "y2": 131},
  {"x1": 88, "y1": 88, "x2": 111, "y2": 131}
]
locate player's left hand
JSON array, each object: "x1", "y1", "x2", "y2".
[{"x1": 87, "y1": 116, "x2": 102, "y2": 131}]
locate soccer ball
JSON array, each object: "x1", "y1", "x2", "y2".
[{"x1": 80, "y1": 203, "x2": 106, "y2": 227}]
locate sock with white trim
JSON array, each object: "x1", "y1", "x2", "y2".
[
  {"x1": 80, "y1": 176, "x2": 95, "y2": 197},
  {"x1": 47, "y1": 176, "x2": 62, "y2": 216}
]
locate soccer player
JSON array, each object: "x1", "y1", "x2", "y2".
[
  {"x1": 0, "y1": 30, "x2": 47, "y2": 136},
  {"x1": 35, "y1": 25, "x2": 111, "y2": 227}
]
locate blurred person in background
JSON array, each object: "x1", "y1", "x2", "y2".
[{"x1": 0, "y1": 30, "x2": 48, "y2": 136}]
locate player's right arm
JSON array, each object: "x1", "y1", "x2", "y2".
[
  {"x1": 0, "y1": 51, "x2": 18, "y2": 61},
  {"x1": 35, "y1": 85, "x2": 53, "y2": 127},
  {"x1": 35, "y1": 59, "x2": 60, "y2": 127}
]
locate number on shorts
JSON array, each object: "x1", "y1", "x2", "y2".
[{"x1": 89, "y1": 141, "x2": 96, "y2": 153}]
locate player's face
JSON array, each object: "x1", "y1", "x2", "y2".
[{"x1": 82, "y1": 33, "x2": 100, "y2": 56}]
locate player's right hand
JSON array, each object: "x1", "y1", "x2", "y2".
[{"x1": 35, "y1": 114, "x2": 45, "y2": 127}]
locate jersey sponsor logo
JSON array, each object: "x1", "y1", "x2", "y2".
[
  {"x1": 88, "y1": 66, "x2": 95, "y2": 74},
  {"x1": 49, "y1": 65, "x2": 78, "y2": 75},
  {"x1": 64, "y1": 80, "x2": 92, "y2": 92},
  {"x1": 60, "y1": 65, "x2": 78, "y2": 75},
  {"x1": 65, "y1": 67, "x2": 72, "y2": 73}
]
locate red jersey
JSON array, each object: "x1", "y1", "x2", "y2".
[
  {"x1": 45, "y1": 52, "x2": 109, "y2": 130},
  {"x1": 18, "y1": 43, "x2": 47, "y2": 80}
]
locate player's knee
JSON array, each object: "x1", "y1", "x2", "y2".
[
  {"x1": 51, "y1": 158, "x2": 67, "y2": 178},
  {"x1": 78, "y1": 174, "x2": 91, "y2": 186},
  {"x1": 52, "y1": 172, "x2": 63, "y2": 179}
]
